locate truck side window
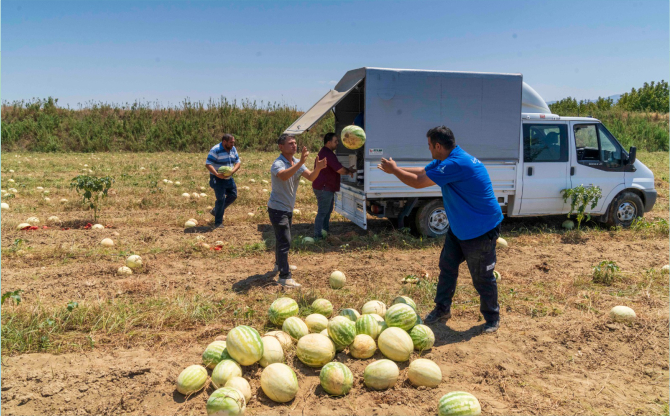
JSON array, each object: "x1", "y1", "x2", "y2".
[
  {"x1": 523, "y1": 124, "x2": 568, "y2": 162},
  {"x1": 574, "y1": 124, "x2": 623, "y2": 168},
  {"x1": 598, "y1": 124, "x2": 623, "y2": 168}
]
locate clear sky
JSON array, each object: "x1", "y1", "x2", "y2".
[{"x1": 2, "y1": 0, "x2": 668, "y2": 110}]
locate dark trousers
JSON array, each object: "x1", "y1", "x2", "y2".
[
  {"x1": 209, "y1": 176, "x2": 237, "y2": 225},
  {"x1": 435, "y1": 223, "x2": 501, "y2": 323},
  {"x1": 268, "y1": 207, "x2": 293, "y2": 279},
  {"x1": 313, "y1": 189, "x2": 335, "y2": 238}
]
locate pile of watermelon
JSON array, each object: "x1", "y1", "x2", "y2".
[{"x1": 174, "y1": 295, "x2": 482, "y2": 416}]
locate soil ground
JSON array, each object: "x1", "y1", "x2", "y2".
[{"x1": 1, "y1": 151, "x2": 668, "y2": 415}]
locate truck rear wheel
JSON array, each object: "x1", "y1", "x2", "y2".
[
  {"x1": 606, "y1": 191, "x2": 644, "y2": 228},
  {"x1": 415, "y1": 199, "x2": 449, "y2": 238}
]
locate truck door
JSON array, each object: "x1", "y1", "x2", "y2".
[
  {"x1": 570, "y1": 123, "x2": 625, "y2": 212},
  {"x1": 519, "y1": 123, "x2": 571, "y2": 214}
]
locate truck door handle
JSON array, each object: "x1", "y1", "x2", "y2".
[
  {"x1": 570, "y1": 167, "x2": 575, "y2": 176},
  {"x1": 527, "y1": 167, "x2": 533, "y2": 176}
]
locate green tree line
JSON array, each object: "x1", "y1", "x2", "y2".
[{"x1": 1, "y1": 97, "x2": 334, "y2": 153}]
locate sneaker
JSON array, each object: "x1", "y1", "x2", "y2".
[
  {"x1": 278, "y1": 278, "x2": 302, "y2": 288},
  {"x1": 483, "y1": 320, "x2": 500, "y2": 333},
  {"x1": 210, "y1": 223, "x2": 223, "y2": 230},
  {"x1": 424, "y1": 306, "x2": 451, "y2": 324}
]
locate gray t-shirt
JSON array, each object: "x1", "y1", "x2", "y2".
[{"x1": 267, "y1": 154, "x2": 307, "y2": 212}]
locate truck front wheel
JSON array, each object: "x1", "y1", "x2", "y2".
[
  {"x1": 606, "y1": 191, "x2": 644, "y2": 228},
  {"x1": 415, "y1": 199, "x2": 449, "y2": 238}
]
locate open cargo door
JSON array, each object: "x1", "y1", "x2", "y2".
[
  {"x1": 334, "y1": 185, "x2": 367, "y2": 230},
  {"x1": 283, "y1": 68, "x2": 365, "y2": 135}
]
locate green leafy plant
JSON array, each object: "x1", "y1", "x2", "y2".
[
  {"x1": 592, "y1": 260, "x2": 620, "y2": 285},
  {"x1": 66, "y1": 301, "x2": 79, "y2": 312},
  {"x1": 2, "y1": 289, "x2": 24, "y2": 306},
  {"x1": 69, "y1": 175, "x2": 114, "y2": 221},
  {"x1": 561, "y1": 185, "x2": 603, "y2": 230}
]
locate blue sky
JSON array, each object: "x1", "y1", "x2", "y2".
[{"x1": 2, "y1": 0, "x2": 668, "y2": 110}]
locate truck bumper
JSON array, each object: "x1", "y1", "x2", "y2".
[{"x1": 643, "y1": 189, "x2": 657, "y2": 212}]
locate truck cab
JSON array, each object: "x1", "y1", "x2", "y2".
[{"x1": 283, "y1": 67, "x2": 656, "y2": 236}]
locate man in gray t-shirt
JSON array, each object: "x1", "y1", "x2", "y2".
[{"x1": 268, "y1": 134, "x2": 326, "y2": 287}]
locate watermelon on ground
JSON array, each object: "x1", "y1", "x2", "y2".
[
  {"x1": 206, "y1": 387, "x2": 246, "y2": 415},
  {"x1": 268, "y1": 297, "x2": 299, "y2": 326},
  {"x1": 409, "y1": 324, "x2": 435, "y2": 351},
  {"x1": 176, "y1": 365, "x2": 208, "y2": 395},
  {"x1": 327, "y1": 316, "x2": 356, "y2": 347},
  {"x1": 438, "y1": 391, "x2": 481, "y2": 416},
  {"x1": 296, "y1": 334, "x2": 336, "y2": 367},
  {"x1": 320, "y1": 362, "x2": 354, "y2": 396},
  {"x1": 202, "y1": 340, "x2": 231, "y2": 369},
  {"x1": 226, "y1": 325, "x2": 264, "y2": 366},
  {"x1": 385, "y1": 303, "x2": 418, "y2": 331},
  {"x1": 282, "y1": 316, "x2": 309, "y2": 340}
]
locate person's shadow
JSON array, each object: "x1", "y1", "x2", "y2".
[
  {"x1": 232, "y1": 271, "x2": 278, "y2": 293},
  {"x1": 184, "y1": 226, "x2": 216, "y2": 234},
  {"x1": 429, "y1": 322, "x2": 487, "y2": 348}
]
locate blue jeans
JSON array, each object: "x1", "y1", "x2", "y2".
[
  {"x1": 313, "y1": 189, "x2": 335, "y2": 238},
  {"x1": 435, "y1": 223, "x2": 501, "y2": 323},
  {"x1": 268, "y1": 208, "x2": 293, "y2": 280},
  {"x1": 209, "y1": 176, "x2": 237, "y2": 225}
]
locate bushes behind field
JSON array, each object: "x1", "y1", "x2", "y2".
[
  {"x1": 2, "y1": 91, "x2": 667, "y2": 152},
  {"x1": 1, "y1": 97, "x2": 334, "y2": 153}
]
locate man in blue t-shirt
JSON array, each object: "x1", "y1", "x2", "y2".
[{"x1": 378, "y1": 126, "x2": 503, "y2": 333}]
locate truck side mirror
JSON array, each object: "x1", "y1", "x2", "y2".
[{"x1": 627, "y1": 146, "x2": 637, "y2": 165}]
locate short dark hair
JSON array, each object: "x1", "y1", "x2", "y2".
[
  {"x1": 323, "y1": 132, "x2": 336, "y2": 145},
  {"x1": 221, "y1": 134, "x2": 234, "y2": 142},
  {"x1": 426, "y1": 126, "x2": 456, "y2": 149},
  {"x1": 278, "y1": 134, "x2": 296, "y2": 145}
]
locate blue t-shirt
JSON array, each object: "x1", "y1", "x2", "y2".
[{"x1": 425, "y1": 146, "x2": 503, "y2": 240}]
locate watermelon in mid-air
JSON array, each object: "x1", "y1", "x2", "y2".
[{"x1": 341, "y1": 125, "x2": 366, "y2": 150}]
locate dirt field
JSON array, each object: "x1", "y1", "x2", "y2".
[{"x1": 1, "y1": 151, "x2": 668, "y2": 415}]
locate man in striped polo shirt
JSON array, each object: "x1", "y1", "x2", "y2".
[{"x1": 205, "y1": 134, "x2": 241, "y2": 229}]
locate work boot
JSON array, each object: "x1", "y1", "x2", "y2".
[
  {"x1": 483, "y1": 320, "x2": 500, "y2": 333},
  {"x1": 278, "y1": 278, "x2": 302, "y2": 288},
  {"x1": 424, "y1": 306, "x2": 451, "y2": 324}
]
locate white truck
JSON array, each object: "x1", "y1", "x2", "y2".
[{"x1": 284, "y1": 67, "x2": 657, "y2": 237}]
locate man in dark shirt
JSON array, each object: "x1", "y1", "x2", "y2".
[{"x1": 312, "y1": 133, "x2": 355, "y2": 239}]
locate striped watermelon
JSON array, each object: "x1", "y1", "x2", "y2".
[
  {"x1": 264, "y1": 330, "x2": 293, "y2": 350},
  {"x1": 320, "y1": 362, "x2": 353, "y2": 396},
  {"x1": 438, "y1": 391, "x2": 481, "y2": 416},
  {"x1": 409, "y1": 324, "x2": 435, "y2": 351},
  {"x1": 385, "y1": 303, "x2": 418, "y2": 331},
  {"x1": 378, "y1": 327, "x2": 414, "y2": 362},
  {"x1": 355, "y1": 314, "x2": 382, "y2": 339},
  {"x1": 282, "y1": 316, "x2": 309, "y2": 340},
  {"x1": 415, "y1": 314, "x2": 423, "y2": 326},
  {"x1": 363, "y1": 359, "x2": 399, "y2": 390},
  {"x1": 327, "y1": 316, "x2": 356, "y2": 347},
  {"x1": 349, "y1": 334, "x2": 377, "y2": 359},
  {"x1": 408, "y1": 358, "x2": 442, "y2": 388},
  {"x1": 260, "y1": 363, "x2": 299, "y2": 403},
  {"x1": 226, "y1": 325, "x2": 264, "y2": 366},
  {"x1": 296, "y1": 334, "x2": 336, "y2": 367},
  {"x1": 176, "y1": 365, "x2": 208, "y2": 395},
  {"x1": 305, "y1": 314, "x2": 329, "y2": 333},
  {"x1": 202, "y1": 341, "x2": 231, "y2": 369},
  {"x1": 361, "y1": 300, "x2": 387, "y2": 317},
  {"x1": 392, "y1": 296, "x2": 417, "y2": 310},
  {"x1": 206, "y1": 387, "x2": 246, "y2": 415},
  {"x1": 211, "y1": 359, "x2": 243, "y2": 389},
  {"x1": 268, "y1": 297, "x2": 299, "y2": 326},
  {"x1": 259, "y1": 336, "x2": 285, "y2": 367},
  {"x1": 339, "y1": 308, "x2": 360, "y2": 322},
  {"x1": 320, "y1": 329, "x2": 345, "y2": 351},
  {"x1": 224, "y1": 376, "x2": 252, "y2": 403},
  {"x1": 312, "y1": 298, "x2": 333, "y2": 317}
]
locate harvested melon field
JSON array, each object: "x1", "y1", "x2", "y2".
[{"x1": 1, "y1": 151, "x2": 668, "y2": 416}]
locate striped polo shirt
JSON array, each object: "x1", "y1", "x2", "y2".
[{"x1": 206, "y1": 143, "x2": 240, "y2": 179}]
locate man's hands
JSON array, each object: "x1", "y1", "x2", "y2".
[
  {"x1": 348, "y1": 165, "x2": 356, "y2": 178},
  {"x1": 300, "y1": 146, "x2": 309, "y2": 164},
  {"x1": 377, "y1": 157, "x2": 398, "y2": 174},
  {"x1": 315, "y1": 157, "x2": 327, "y2": 170}
]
